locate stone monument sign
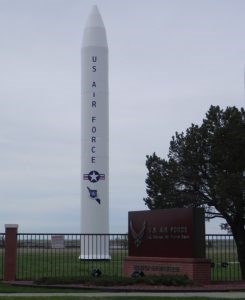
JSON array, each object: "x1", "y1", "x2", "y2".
[
  {"x1": 128, "y1": 208, "x2": 205, "y2": 258},
  {"x1": 124, "y1": 208, "x2": 211, "y2": 284}
]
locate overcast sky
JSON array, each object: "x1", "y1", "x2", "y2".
[{"x1": 0, "y1": 0, "x2": 244, "y2": 233}]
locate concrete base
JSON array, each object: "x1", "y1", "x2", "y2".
[
  {"x1": 79, "y1": 254, "x2": 111, "y2": 260},
  {"x1": 124, "y1": 256, "x2": 211, "y2": 284}
]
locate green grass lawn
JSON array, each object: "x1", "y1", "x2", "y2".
[
  {"x1": 0, "y1": 282, "x2": 95, "y2": 293},
  {"x1": 14, "y1": 249, "x2": 127, "y2": 280},
  {"x1": 0, "y1": 282, "x2": 244, "y2": 299},
  {"x1": 0, "y1": 248, "x2": 127, "y2": 281},
  {"x1": 0, "y1": 297, "x2": 245, "y2": 300},
  {"x1": 0, "y1": 240, "x2": 242, "y2": 282},
  {"x1": 206, "y1": 246, "x2": 241, "y2": 281},
  {"x1": 15, "y1": 248, "x2": 242, "y2": 282}
]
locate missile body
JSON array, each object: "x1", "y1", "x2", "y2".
[{"x1": 80, "y1": 6, "x2": 110, "y2": 259}]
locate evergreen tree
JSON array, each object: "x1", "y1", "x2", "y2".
[{"x1": 144, "y1": 105, "x2": 245, "y2": 278}]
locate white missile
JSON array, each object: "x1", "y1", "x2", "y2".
[{"x1": 80, "y1": 5, "x2": 110, "y2": 260}]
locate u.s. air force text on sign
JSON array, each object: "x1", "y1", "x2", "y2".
[{"x1": 128, "y1": 208, "x2": 206, "y2": 258}]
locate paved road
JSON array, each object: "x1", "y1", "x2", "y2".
[{"x1": 0, "y1": 292, "x2": 245, "y2": 298}]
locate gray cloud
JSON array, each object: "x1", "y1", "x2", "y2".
[{"x1": 0, "y1": 0, "x2": 244, "y2": 233}]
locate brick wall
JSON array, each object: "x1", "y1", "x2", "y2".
[{"x1": 124, "y1": 256, "x2": 211, "y2": 284}]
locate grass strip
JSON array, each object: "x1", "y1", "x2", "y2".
[
  {"x1": 0, "y1": 282, "x2": 92, "y2": 293},
  {"x1": 0, "y1": 297, "x2": 244, "y2": 300}
]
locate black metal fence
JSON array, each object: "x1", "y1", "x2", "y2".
[
  {"x1": 16, "y1": 233, "x2": 128, "y2": 281},
  {"x1": 0, "y1": 233, "x2": 242, "y2": 281},
  {"x1": 206, "y1": 234, "x2": 241, "y2": 281}
]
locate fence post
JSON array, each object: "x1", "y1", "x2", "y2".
[{"x1": 4, "y1": 224, "x2": 18, "y2": 281}]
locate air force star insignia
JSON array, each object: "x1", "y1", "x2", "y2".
[{"x1": 83, "y1": 170, "x2": 105, "y2": 183}]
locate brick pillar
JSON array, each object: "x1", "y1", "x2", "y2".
[{"x1": 4, "y1": 224, "x2": 18, "y2": 281}]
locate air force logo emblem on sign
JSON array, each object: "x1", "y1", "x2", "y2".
[
  {"x1": 130, "y1": 220, "x2": 146, "y2": 248},
  {"x1": 83, "y1": 170, "x2": 105, "y2": 183}
]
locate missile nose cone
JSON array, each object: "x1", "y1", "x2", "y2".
[
  {"x1": 82, "y1": 5, "x2": 108, "y2": 48},
  {"x1": 86, "y1": 5, "x2": 105, "y2": 28}
]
